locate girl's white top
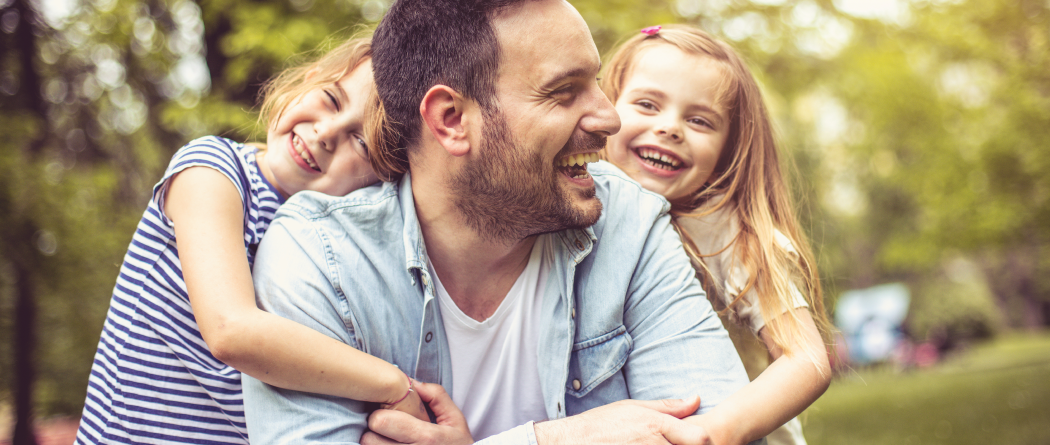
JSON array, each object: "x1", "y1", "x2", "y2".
[
  {"x1": 675, "y1": 197, "x2": 810, "y2": 445},
  {"x1": 76, "y1": 136, "x2": 284, "y2": 445},
  {"x1": 675, "y1": 198, "x2": 809, "y2": 335}
]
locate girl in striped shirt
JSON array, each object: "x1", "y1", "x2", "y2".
[{"x1": 76, "y1": 33, "x2": 426, "y2": 445}]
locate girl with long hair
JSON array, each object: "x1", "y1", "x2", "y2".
[{"x1": 602, "y1": 25, "x2": 834, "y2": 445}]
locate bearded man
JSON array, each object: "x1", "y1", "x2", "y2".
[{"x1": 243, "y1": 0, "x2": 755, "y2": 444}]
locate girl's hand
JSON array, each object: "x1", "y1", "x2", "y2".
[{"x1": 380, "y1": 379, "x2": 430, "y2": 422}]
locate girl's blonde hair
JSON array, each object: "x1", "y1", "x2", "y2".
[
  {"x1": 256, "y1": 29, "x2": 389, "y2": 173},
  {"x1": 602, "y1": 25, "x2": 834, "y2": 369}
]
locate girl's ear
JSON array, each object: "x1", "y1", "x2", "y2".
[{"x1": 420, "y1": 85, "x2": 472, "y2": 157}]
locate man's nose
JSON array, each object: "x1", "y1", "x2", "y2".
[{"x1": 579, "y1": 86, "x2": 620, "y2": 137}]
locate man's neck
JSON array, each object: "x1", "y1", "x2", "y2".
[{"x1": 411, "y1": 171, "x2": 537, "y2": 322}]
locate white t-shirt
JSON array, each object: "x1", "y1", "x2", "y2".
[{"x1": 430, "y1": 235, "x2": 550, "y2": 441}]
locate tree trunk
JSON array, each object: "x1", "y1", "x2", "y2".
[
  {"x1": 8, "y1": 0, "x2": 46, "y2": 442},
  {"x1": 12, "y1": 252, "x2": 38, "y2": 445}
]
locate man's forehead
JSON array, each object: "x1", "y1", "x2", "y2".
[{"x1": 491, "y1": 0, "x2": 600, "y2": 83}]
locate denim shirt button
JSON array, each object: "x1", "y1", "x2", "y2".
[
  {"x1": 557, "y1": 402, "x2": 561, "y2": 412},
  {"x1": 571, "y1": 308, "x2": 575, "y2": 319},
  {"x1": 574, "y1": 239, "x2": 584, "y2": 250},
  {"x1": 425, "y1": 332, "x2": 433, "y2": 343},
  {"x1": 572, "y1": 379, "x2": 581, "y2": 390}
]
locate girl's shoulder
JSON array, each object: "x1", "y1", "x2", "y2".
[
  {"x1": 675, "y1": 195, "x2": 740, "y2": 253},
  {"x1": 173, "y1": 136, "x2": 252, "y2": 164},
  {"x1": 677, "y1": 196, "x2": 800, "y2": 260}
]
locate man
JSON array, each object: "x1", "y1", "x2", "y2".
[{"x1": 243, "y1": 0, "x2": 754, "y2": 444}]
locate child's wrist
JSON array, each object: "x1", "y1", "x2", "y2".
[{"x1": 380, "y1": 368, "x2": 413, "y2": 406}]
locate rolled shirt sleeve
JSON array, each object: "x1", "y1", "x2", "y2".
[{"x1": 243, "y1": 211, "x2": 373, "y2": 444}]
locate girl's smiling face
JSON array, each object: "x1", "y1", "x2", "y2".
[
  {"x1": 262, "y1": 59, "x2": 378, "y2": 198},
  {"x1": 605, "y1": 44, "x2": 731, "y2": 202}
]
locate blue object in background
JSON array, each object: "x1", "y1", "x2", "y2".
[{"x1": 835, "y1": 283, "x2": 911, "y2": 364}]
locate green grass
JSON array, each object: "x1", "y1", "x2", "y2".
[{"x1": 802, "y1": 332, "x2": 1050, "y2": 445}]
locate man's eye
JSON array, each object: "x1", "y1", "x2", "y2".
[{"x1": 551, "y1": 85, "x2": 575, "y2": 100}]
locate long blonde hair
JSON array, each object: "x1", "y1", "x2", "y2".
[
  {"x1": 256, "y1": 30, "x2": 382, "y2": 158},
  {"x1": 602, "y1": 25, "x2": 834, "y2": 368}
]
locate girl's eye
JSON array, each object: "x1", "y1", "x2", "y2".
[
  {"x1": 355, "y1": 135, "x2": 370, "y2": 157},
  {"x1": 635, "y1": 100, "x2": 657, "y2": 111},
  {"x1": 688, "y1": 117, "x2": 713, "y2": 129},
  {"x1": 324, "y1": 90, "x2": 340, "y2": 111}
]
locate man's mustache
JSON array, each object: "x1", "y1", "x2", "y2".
[{"x1": 557, "y1": 132, "x2": 606, "y2": 159}]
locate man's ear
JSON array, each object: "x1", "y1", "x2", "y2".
[{"x1": 420, "y1": 85, "x2": 472, "y2": 157}]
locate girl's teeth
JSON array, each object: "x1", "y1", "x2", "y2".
[{"x1": 638, "y1": 148, "x2": 682, "y2": 169}]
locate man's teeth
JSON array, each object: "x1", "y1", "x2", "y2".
[
  {"x1": 555, "y1": 152, "x2": 600, "y2": 168},
  {"x1": 637, "y1": 147, "x2": 682, "y2": 169}
]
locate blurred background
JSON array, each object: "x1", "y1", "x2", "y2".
[{"x1": 0, "y1": 0, "x2": 1047, "y2": 443}]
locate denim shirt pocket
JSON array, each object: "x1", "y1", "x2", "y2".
[{"x1": 566, "y1": 325, "x2": 633, "y2": 398}]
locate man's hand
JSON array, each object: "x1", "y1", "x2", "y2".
[
  {"x1": 362, "y1": 380, "x2": 473, "y2": 445},
  {"x1": 533, "y1": 397, "x2": 713, "y2": 445}
]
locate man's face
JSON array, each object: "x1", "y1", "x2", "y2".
[{"x1": 452, "y1": 0, "x2": 620, "y2": 241}]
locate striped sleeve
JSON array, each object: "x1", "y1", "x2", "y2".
[{"x1": 152, "y1": 136, "x2": 251, "y2": 228}]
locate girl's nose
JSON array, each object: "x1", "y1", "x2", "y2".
[
  {"x1": 656, "y1": 125, "x2": 681, "y2": 141},
  {"x1": 314, "y1": 120, "x2": 338, "y2": 152}
]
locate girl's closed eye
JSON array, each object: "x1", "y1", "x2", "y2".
[{"x1": 324, "y1": 89, "x2": 341, "y2": 111}]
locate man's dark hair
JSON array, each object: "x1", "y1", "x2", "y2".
[{"x1": 370, "y1": 0, "x2": 525, "y2": 177}]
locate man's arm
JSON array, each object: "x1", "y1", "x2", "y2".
[
  {"x1": 364, "y1": 382, "x2": 715, "y2": 445},
  {"x1": 243, "y1": 213, "x2": 373, "y2": 443},
  {"x1": 618, "y1": 209, "x2": 752, "y2": 414}
]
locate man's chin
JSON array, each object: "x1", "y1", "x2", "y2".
[{"x1": 565, "y1": 186, "x2": 603, "y2": 228}]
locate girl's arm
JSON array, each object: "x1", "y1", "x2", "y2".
[
  {"x1": 688, "y1": 308, "x2": 831, "y2": 445},
  {"x1": 166, "y1": 166, "x2": 427, "y2": 420}
]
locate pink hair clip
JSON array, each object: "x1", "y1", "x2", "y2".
[{"x1": 640, "y1": 25, "x2": 662, "y2": 36}]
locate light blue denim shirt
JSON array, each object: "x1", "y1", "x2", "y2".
[{"x1": 243, "y1": 161, "x2": 753, "y2": 445}]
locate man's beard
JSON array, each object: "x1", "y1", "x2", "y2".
[{"x1": 450, "y1": 107, "x2": 605, "y2": 243}]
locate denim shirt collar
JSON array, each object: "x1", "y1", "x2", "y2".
[
  {"x1": 396, "y1": 170, "x2": 598, "y2": 282},
  {"x1": 398, "y1": 170, "x2": 429, "y2": 285}
]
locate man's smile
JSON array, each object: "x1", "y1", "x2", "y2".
[{"x1": 555, "y1": 152, "x2": 600, "y2": 180}]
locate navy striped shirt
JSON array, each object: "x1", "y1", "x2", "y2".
[{"x1": 76, "y1": 136, "x2": 284, "y2": 444}]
